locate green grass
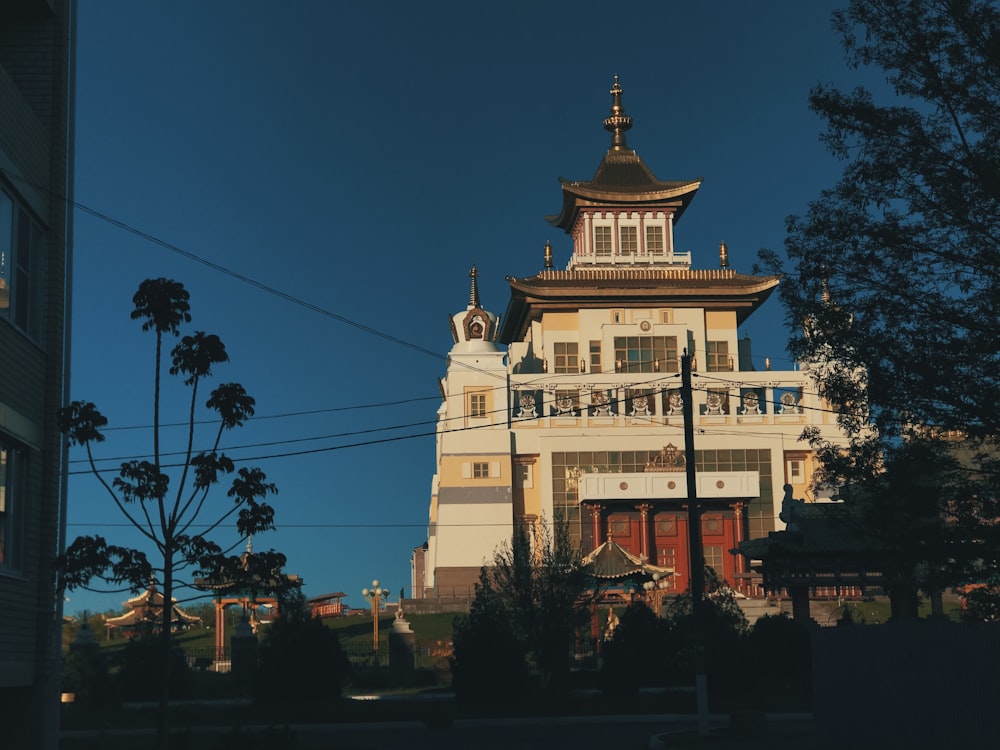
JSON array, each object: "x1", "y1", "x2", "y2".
[{"x1": 320, "y1": 611, "x2": 457, "y2": 649}]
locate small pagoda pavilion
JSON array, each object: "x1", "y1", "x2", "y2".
[{"x1": 104, "y1": 583, "x2": 201, "y2": 639}]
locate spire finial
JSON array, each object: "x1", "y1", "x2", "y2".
[
  {"x1": 544, "y1": 240, "x2": 553, "y2": 269},
  {"x1": 469, "y1": 265, "x2": 480, "y2": 308},
  {"x1": 603, "y1": 75, "x2": 632, "y2": 151},
  {"x1": 719, "y1": 241, "x2": 729, "y2": 269}
]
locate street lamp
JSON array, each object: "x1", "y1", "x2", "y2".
[
  {"x1": 643, "y1": 572, "x2": 671, "y2": 616},
  {"x1": 361, "y1": 580, "x2": 389, "y2": 652}
]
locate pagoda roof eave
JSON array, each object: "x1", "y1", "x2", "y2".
[
  {"x1": 499, "y1": 272, "x2": 779, "y2": 343},
  {"x1": 582, "y1": 538, "x2": 673, "y2": 580},
  {"x1": 547, "y1": 178, "x2": 703, "y2": 231}
]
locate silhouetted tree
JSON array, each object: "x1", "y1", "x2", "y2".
[
  {"x1": 659, "y1": 566, "x2": 749, "y2": 693},
  {"x1": 757, "y1": 0, "x2": 1000, "y2": 612},
  {"x1": 256, "y1": 589, "x2": 349, "y2": 702},
  {"x1": 451, "y1": 519, "x2": 595, "y2": 699},
  {"x1": 598, "y1": 601, "x2": 671, "y2": 696},
  {"x1": 58, "y1": 279, "x2": 292, "y2": 749}
]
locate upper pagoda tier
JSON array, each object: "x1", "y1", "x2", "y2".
[{"x1": 546, "y1": 76, "x2": 702, "y2": 271}]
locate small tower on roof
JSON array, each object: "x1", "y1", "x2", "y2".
[
  {"x1": 448, "y1": 265, "x2": 500, "y2": 353},
  {"x1": 545, "y1": 76, "x2": 704, "y2": 272}
]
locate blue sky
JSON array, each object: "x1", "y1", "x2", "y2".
[{"x1": 66, "y1": 1, "x2": 868, "y2": 617}]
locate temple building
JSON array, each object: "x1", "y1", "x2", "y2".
[{"x1": 413, "y1": 78, "x2": 847, "y2": 603}]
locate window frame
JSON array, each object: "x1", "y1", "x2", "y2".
[
  {"x1": 613, "y1": 335, "x2": 679, "y2": 373},
  {"x1": 619, "y1": 225, "x2": 638, "y2": 254},
  {"x1": 645, "y1": 225, "x2": 664, "y2": 254},
  {"x1": 552, "y1": 342, "x2": 579, "y2": 374},
  {"x1": 0, "y1": 436, "x2": 25, "y2": 571},
  {"x1": 468, "y1": 391, "x2": 487, "y2": 418},
  {"x1": 472, "y1": 461, "x2": 490, "y2": 479},
  {"x1": 705, "y1": 340, "x2": 731, "y2": 372},
  {"x1": 0, "y1": 187, "x2": 42, "y2": 337},
  {"x1": 594, "y1": 225, "x2": 613, "y2": 256}
]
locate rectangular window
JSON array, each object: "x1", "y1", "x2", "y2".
[
  {"x1": 704, "y1": 545, "x2": 724, "y2": 574},
  {"x1": 613, "y1": 336, "x2": 679, "y2": 373},
  {"x1": 468, "y1": 392, "x2": 487, "y2": 418},
  {"x1": 706, "y1": 341, "x2": 731, "y2": 372},
  {"x1": 472, "y1": 462, "x2": 490, "y2": 479},
  {"x1": 0, "y1": 189, "x2": 42, "y2": 336},
  {"x1": 553, "y1": 342, "x2": 579, "y2": 374},
  {"x1": 620, "y1": 225, "x2": 638, "y2": 254},
  {"x1": 646, "y1": 225, "x2": 664, "y2": 254},
  {"x1": 594, "y1": 225, "x2": 612, "y2": 256},
  {"x1": 0, "y1": 438, "x2": 24, "y2": 569},
  {"x1": 788, "y1": 460, "x2": 803, "y2": 481},
  {"x1": 589, "y1": 340, "x2": 601, "y2": 373}
]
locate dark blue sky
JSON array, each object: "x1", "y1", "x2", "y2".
[{"x1": 66, "y1": 1, "x2": 874, "y2": 616}]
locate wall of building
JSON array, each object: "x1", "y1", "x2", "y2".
[{"x1": 0, "y1": 2, "x2": 72, "y2": 747}]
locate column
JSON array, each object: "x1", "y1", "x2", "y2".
[
  {"x1": 732, "y1": 503, "x2": 746, "y2": 592},
  {"x1": 637, "y1": 503, "x2": 653, "y2": 561},
  {"x1": 214, "y1": 600, "x2": 225, "y2": 663},
  {"x1": 587, "y1": 504, "x2": 604, "y2": 551}
]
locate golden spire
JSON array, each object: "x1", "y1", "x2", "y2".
[
  {"x1": 544, "y1": 240, "x2": 553, "y2": 269},
  {"x1": 719, "y1": 242, "x2": 729, "y2": 268},
  {"x1": 603, "y1": 75, "x2": 632, "y2": 151},
  {"x1": 469, "y1": 265, "x2": 480, "y2": 308}
]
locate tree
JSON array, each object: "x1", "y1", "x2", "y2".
[
  {"x1": 598, "y1": 601, "x2": 671, "y2": 696},
  {"x1": 758, "y1": 0, "x2": 1000, "y2": 608},
  {"x1": 450, "y1": 519, "x2": 595, "y2": 700},
  {"x1": 658, "y1": 566, "x2": 749, "y2": 693},
  {"x1": 58, "y1": 278, "x2": 292, "y2": 748},
  {"x1": 255, "y1": 589, "x2": 349, "y2": 703}
]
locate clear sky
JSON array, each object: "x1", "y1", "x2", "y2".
[{"x1": 66, "y1": 1, "x2": 869, "y2": 617}]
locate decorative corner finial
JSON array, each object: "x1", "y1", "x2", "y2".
[
  {"x1": 603, "y1": 75, "x2": 632, "y2": 151},
  {"x1": 544, "y1": 240, "x2": 553, "y2": 269},
  {"x1": 719, "y1": 241, "x2": 729, "y2": 269},
  {"x1": 469, "y1": 265, "x2": 480, "y2": 308}
]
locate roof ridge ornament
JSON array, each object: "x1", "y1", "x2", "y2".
[
  {"x1": 603, "y1": 74, "x2": 632, "y2": 151},
  {"x1": 468, "y1": 265, "x2": 480, "y2": 308}
]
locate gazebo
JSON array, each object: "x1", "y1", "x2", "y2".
[
  {"x1": 736, "y1": 488, "x2": 890, "y2": 622},
  {"x1": 196, "y1": 539, "x2": 301, "y2": 664},
  {"x1": 582, "y1": 534, "x2": 673, "y2": 644}
]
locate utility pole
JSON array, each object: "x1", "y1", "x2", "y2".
[{"x1": 681, "y1": 351, "x2": 709, "y2": 735}]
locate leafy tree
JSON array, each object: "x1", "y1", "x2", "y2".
[
  {"x1": 255, "y1": 589, "x2": 349, "y2": 703},
  {"x1": 758, "y1": 0, "x2": 1000, "y2": 611},
  {"x1": 658, "y1": 566, "x2": 749, "y2": 693},
  {"x1": 598, "y1": 601, "x2": 671, "y2": 696},
  {"x1": 450, "y1": 519, "x2": 595, "y2": 699},
  {"x1": 58, "y1": 278, "x2": 292, "y2": 748}
]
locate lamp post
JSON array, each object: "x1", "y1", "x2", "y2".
[
  {"x1": 643, "y1": 572, "x2": 671, "y2": 616},
  {"x1": 361, "y1": 580, "x2": 389, "y2": 653}
]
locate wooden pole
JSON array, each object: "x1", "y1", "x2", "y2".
[{"x1": 681, "y1": 351, "x2": 709, "y2": 735}]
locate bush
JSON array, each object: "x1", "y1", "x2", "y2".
[
  {"x1": 746, "y1": 613, "x2": 812, "y2": 706},
  {"x1": 255, "y1": 592, "x2": 349, "y2": 703},
  {"x1": 599, "y1": 602, "x2": 671, "y2": 696},
  {"x1": 117, "y1": 637, "x2": 193, "y2": 700},
  {"x1": 658, "y1": 568, "x2": 750, "y2": 693},
  {"x1": 62, "y1": 641, "x2": 115, "y2": 706},
  {"x1": 450, "y1": 600, "x2": 530, "y2": 701}
]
